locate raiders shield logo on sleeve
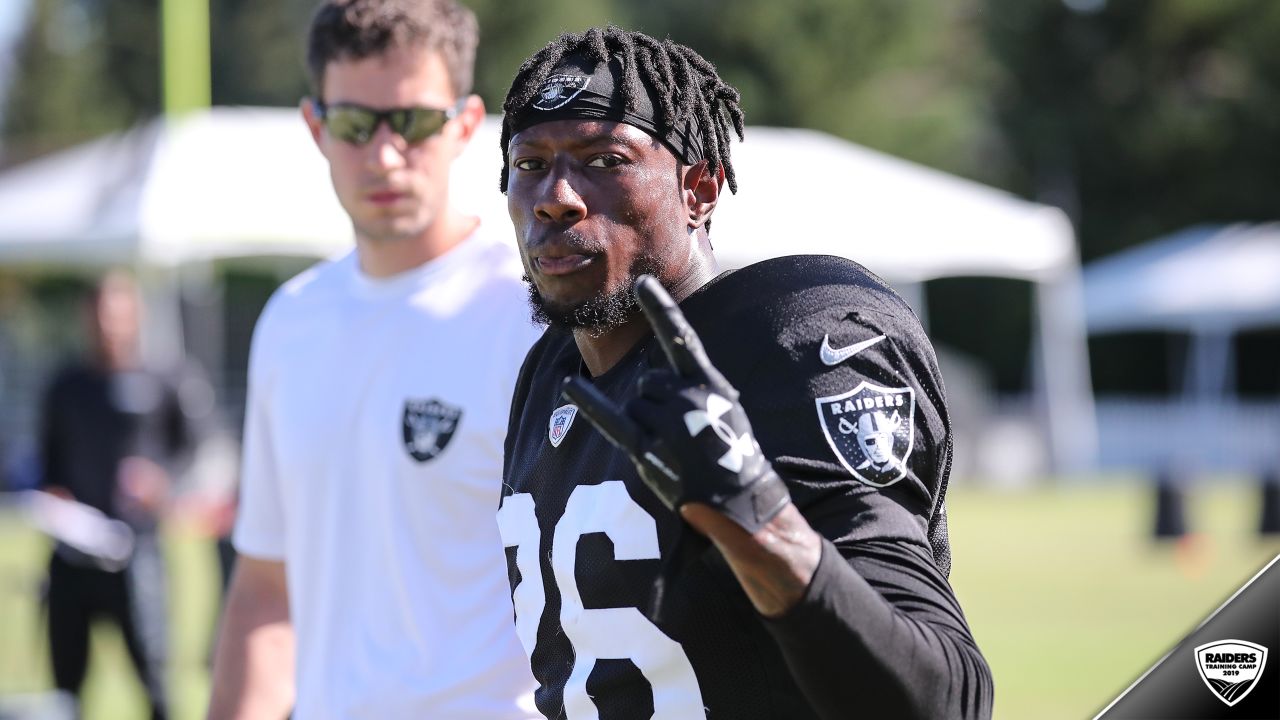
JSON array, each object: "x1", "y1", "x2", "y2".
[
  {"x1": 815, "y1": 381, "x2": 915, "y2": 487},
  {"x1": 402, "y1": 398, "x2": 463, "y2": 462}
]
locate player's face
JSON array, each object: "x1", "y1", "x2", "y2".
[
  {"x1": 506, "y1": 119, "x2": 694, "y2": 329},
  {"x1": 89, "y1": 276, "x2": 141, "y2": 369},
  {"x1": 304, "y1": 44, "x2": 467, "y2": 245}
]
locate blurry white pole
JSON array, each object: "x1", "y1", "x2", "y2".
[
  {"x1": 138, "y1": 264, "x2": 186, "y2": 369},
  {"x1": 1033, "y1": 225, "x2": 1098, "y2": 475},
  {"x1": 894, "y1": 280, "x2": 929, "y2": 333},
  {"x1": 1185, "y1": 326, "x2": 1232, "y2": 400},
  {"x1": 1183, "y1": 325, "x2": 1233, "y2": 470}
]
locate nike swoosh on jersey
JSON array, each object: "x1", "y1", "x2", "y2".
[{"x1": 819, "y1": 333, "x2": 886, "y2": 366}]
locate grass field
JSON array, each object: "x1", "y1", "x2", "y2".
[
  {"x1": 948, "y1": 482, "x2": 1280, "y2": 719},
  {"x1": 1, "y1": 482, "x2": 1278, "y2": 719}
]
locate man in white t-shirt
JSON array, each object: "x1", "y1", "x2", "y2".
[{"x1": 207, "y1": 1, "x2": 540, "y2": 718}]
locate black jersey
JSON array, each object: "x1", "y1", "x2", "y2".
[
  {"x1": 39, "y1": 363, "x2": 199, "y2": 531},
  {"x1": 501, "y1": 255, "x2": 991, "y2": 719}
]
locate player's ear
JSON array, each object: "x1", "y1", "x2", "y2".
[
  {"x1": 301, "y1": 97, "x2": 325, "y2": 149},
  {"x1": 683, "y1": 160, "x2": 722, "y2": 232},
  {"x1": 445, "y1": 94, "x2": 486, "y2": 158}
]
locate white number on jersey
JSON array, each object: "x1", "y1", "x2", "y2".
[{"x1": 498, "y1": 481, "x2": 705, "y2": 719}]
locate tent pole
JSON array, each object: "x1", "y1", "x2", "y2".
[
  {"x1": 1184, "y1": 326, "x2": 1233, "y2": 470},
  {"x1": 894, "y1": 280, "x2": 928, "y2": 333},
  {"x1": 1034, "y1": 262, "x2": 1098, "y2": 475},
  {"x1": 134, "y1": 260, "x2": 185, "y2": 370}
]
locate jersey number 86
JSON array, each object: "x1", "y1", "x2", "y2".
[{"x1": 498, "y1": 481, "x2": 706, "y2": 718}]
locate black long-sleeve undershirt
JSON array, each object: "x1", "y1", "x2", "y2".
[{"x1": 765, "y1": 536, "x2": 993, "y2": 719}]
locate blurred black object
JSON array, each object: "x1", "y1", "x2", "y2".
[
  {"x1": 1260, "y1": 470, "x2": 1280, "y2": 536},
  {"x1": 1153, "y1": 470, "x2": 1189, "y2": 539}
]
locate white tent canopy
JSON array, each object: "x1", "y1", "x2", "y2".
[
  {"x1": 0, "y1": 109, "x2": 1078, "y2": 278},
  {"x1": 0, "y1": 109, "x2": 354, "y2": 265},
  {"x1": 708, "y1": 126, "x2": 1094, "y2": 472},
  {"x1": 1084, "y1": 223, "x2": 1280, "y2": 334},
  {"x1": 0, "y1": 107, "x2": 1095, "y2": 471},
  {"x1": 711, "y1": 126, "x2": 1078, "y2": 283},
  {"x1": 1082, "y1": 224, "x2": 1280, "y2": 470},
  {"x1": 1084, "y1": 222, "x2": 1280, "y2": 402}
]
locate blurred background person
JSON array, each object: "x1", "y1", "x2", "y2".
[
  {"x1": 206, "y1": 1, "x2": 540, "y2": 718},
  {"x1": 38, "y1": 270, "x2": 210, "y2": 720}
]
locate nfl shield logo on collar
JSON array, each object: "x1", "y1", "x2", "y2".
[
  {"x1": 815, "y1": 381, "x2": 916, "y2": 487},
  {"x1": 548, "y1": 404, "x2": 578, "y2": 448},
  {"x1": 402, "y1": 398, "x2": 462, "y2": 462}
]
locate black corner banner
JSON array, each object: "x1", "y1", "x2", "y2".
[{"x1": 1096, "y1": 555, "x2": 1280, "y2": 720}]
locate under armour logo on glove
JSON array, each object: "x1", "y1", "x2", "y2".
[
  {"x1": 562, "y1": 276, "x2": 790, "y2": 535},
  {"x1": 684, "y1": 393, "x2": 756, "y2": 473}
]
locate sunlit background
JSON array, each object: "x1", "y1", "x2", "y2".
[{"x1": 1, "y1": 1, "x2": 1278, "y2": 718}]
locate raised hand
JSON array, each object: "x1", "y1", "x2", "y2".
[{"x1": 562, "y1": 275, "x2": 790, "y2": 534}]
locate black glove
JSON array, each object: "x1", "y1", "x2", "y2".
[{"x1": 562, "y1": 275, "x2": 791, "y2": 535}]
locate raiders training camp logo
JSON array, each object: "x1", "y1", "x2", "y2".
[
  {"x1": 402, "y1": 398, "x2": 462, "y2": 462},
  {"x1": 815, "y1": 381, "x2": 915, "y2": 487},
  {"x1": 532, "y1": 74, "x2": 591, "y2": 110},
  {"x1": 548, "y1": 404, "x2": 578, "y2": 448},
  {"x1": 1195, "y1": 640, "x2": 1268, "y2": 707}
]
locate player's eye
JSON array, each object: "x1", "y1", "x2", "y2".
[
  {"x1": 586, "y1": 154, "x2": 625, "y2": 168},
  {"x1": 512, "y1": 157, "x2": 546, "y2": 171}
]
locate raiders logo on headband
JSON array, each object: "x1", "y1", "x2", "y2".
[{"x1": 532, "y1": 74, "x2": 591, "y2": 111}]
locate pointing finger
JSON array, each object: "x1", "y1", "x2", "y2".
[
  {"x1": 561, "y1": 376, "x2": 643, "y2": 457},
  {"x1": 635, "y1": 275, "x2": 716, "y2": 382}
]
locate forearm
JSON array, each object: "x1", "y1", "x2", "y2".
[
  {"x1": 684, "y1": 504, "x2": 992, "y2": 720},
  {"x1": 681, "y1": 502, "x2": 820, "y2": 616},
  {"x1": 207, "y1": 558, "x2": 295, "y2": 720},
  {"x1": 765, "y1": 538, "x2": 992, "y2": 719}
]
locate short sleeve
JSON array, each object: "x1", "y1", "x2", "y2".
[
  {"x1": 231, "y1": 312, "x2": 287, "y2": 560},
  {"x1": 690, "y1": 257, "x2": 953, "y2": 572}
]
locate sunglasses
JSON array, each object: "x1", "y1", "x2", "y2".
[{"x1": 312, "y1": 99, "x2": 464, "y2": 145}]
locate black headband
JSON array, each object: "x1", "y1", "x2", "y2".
[{"x1": 507, "y1": 52, "x2": 704, "y2": 165}]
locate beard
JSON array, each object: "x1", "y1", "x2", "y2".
[{"x1": 526, "y1": 254, "x2": 664, "y2": 336}]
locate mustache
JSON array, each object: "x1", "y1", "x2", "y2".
[
  {"x1": 522, "y1": 253, "x2": 664, "y2": 334},
  {"x1": 523, "y1": 228, "x2": 606, "y2": 255}
]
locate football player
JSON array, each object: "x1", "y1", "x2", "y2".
[{"x1": 497, "y1": 25, "x2": 993, "y2": 720}]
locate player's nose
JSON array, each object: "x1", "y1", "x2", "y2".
[
  {"x1": 366, "y1": 123, "x2": 408, "y2": 170},
  {"x1": 534, "y1": 171, "x2": 586, "y2": 225}
]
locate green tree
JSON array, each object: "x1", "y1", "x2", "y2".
[
  {"x1": 983, "y1": 0, "x2": 1280, "y2": 260},
  {"x1": 209, "y1": 0, "x2": 314, "y2": 107},
  {"x1": 468, "y1": 0, "x2": 618, "y2": 106},
  {"x1": 624, "y1": 0, "x2": 995, "y2": 175},
  {"x1": 982, "y1": 0, "x2": 1280, "y2": 394},
  {"x1": 2, "y1": 0, "x2": 160, "y2": 163}
]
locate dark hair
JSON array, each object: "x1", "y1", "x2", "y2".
[
  {"x1": 499, "y1": 26, "x2": 745, "y2": 194},
  {"x1": 306, "y1": 0, "x2": 478, "y2": 99}
]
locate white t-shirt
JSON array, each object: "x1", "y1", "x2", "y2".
[{"x1": 233, "y1": 230, "x2": 542, "y2": 719}]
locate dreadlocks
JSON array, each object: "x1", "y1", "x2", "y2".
[{"x1": 499, "y1": 26, "x2": 745, "y2": 195}]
